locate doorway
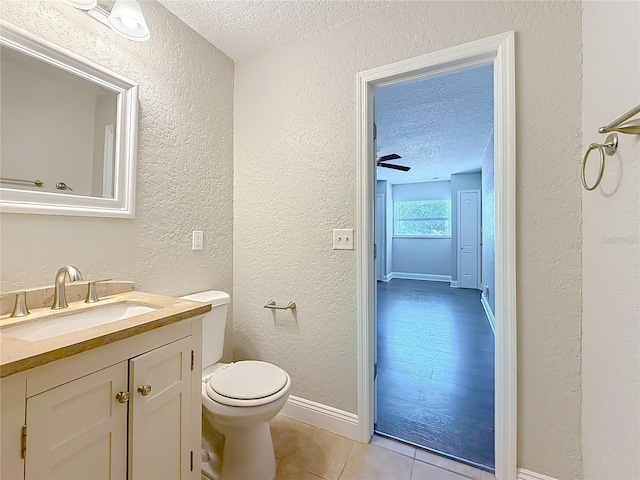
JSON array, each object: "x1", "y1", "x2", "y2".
[
  {"x1": 373, "y1": 64, "x2": 494, "y2": 470},
  {"x1": 356, "y1": 32, "x2": 517, "y2": 480}
]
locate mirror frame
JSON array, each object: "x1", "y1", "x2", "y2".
[{"x1": 0, "y1": 21, "x2": 139, "y2": 218}]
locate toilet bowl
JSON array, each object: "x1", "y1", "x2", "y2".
[{"x1": 181, "y1": 291, "x2": 291, "y2": 480}]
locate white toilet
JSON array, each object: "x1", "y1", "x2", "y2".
[{"x1": 180, "y1": 291, "x2": 290, "y2": 480}]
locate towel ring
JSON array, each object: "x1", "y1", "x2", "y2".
[{"x1": 581, "y1": 133, "x2": 618, "y2": 191}]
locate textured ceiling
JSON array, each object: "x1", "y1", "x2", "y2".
[
  {"x1": 157, "y1": 0, "x2": 389, "y2": 61},
  {"x1": 376, "y1": 64, "x2": 494, "y2": 185},
  {"x1": 158, "y1": 1, "x2": 493, "y2": 186}
]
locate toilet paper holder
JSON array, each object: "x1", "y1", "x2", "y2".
[{"x1": 264, "y1": 300, "x2": 296, "y2": 310}]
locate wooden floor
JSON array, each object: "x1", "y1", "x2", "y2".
[{"x1": 375, "y1": 279, "x2": 495, "y2": 470}]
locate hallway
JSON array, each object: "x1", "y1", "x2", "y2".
[{"x1": 375, "y1": 279, "x2": 495, "y2": 470}]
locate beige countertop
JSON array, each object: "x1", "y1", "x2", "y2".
[{"x1": 0, "y1": 291, "x2": 211, "y2": 378}]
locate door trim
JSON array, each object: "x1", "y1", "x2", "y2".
[
  {"x1": 356, "y1": 32, "x2": 516, "y2": 480},
  {"x1": 457, "y1": 189, "x2": 482, "y2": 290}
]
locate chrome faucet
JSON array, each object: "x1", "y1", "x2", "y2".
[{"x1": 52, "y1": 265, "x2": 83, "y2": 309}]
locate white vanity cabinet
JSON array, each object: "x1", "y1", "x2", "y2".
[
  {"x1": 128, "y1": 336, "x2": 192, "y2": 479},
  {"x1": 0, "y1": 318, "x2": 203, "y2": 480},
  {"x1": 25, "y1": 361, "x2": 129, "y2": 479}
]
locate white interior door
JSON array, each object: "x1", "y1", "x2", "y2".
[
  {"x1": 375, "y1": 194, "x2": 384, "y2": 281},
  {"x1": 457, "y1": 189, "x2": 481, "y2": 289}
]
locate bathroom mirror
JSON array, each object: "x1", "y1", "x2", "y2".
[{"x1": 0, "y1": 21, "x2": 139, "y2": 218}]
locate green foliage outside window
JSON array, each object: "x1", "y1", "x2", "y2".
[{"x1": 393, "y1": 200, "x2": 451, "y2": 236}]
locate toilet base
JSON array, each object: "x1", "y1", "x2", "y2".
[
  {"x1": 218, "y1": 423, "x2": 276, "y2": 480},
  {"x1": 200, "y1": 363, "x2": 290, "y2": 480}
]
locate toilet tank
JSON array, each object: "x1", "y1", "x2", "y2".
[{"x1": 180, "y1": 290, "x2": 230, "y2": 369}]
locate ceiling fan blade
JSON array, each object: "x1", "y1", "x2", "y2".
[
  {"x1": 377, "y1": 163, "x2": 411, "y2": 171},
  {"x1": 376, "y1": 153, "x2": 402, "y2": 162}
]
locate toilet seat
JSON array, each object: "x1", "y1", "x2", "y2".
[{"x1": 205, "y1": 360, "x2": 290, "y2": 407}]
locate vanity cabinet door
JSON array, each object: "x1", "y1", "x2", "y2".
[
  {"x1": 25, "y1": 361, "x2": 128, "y2": 480},
  {"x1": 128, "y1": 337, "x2": 192, "y2": 480}
]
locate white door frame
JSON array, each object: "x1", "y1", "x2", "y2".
[
  {"x1": 457, "y1": 188, "x2": 482, "y2": 290},
  {"x1": 356, "y1": 32, "x2": 517, "y2": 480}
]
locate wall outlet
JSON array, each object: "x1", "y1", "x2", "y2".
[
  {"x1": 192, "y1": 231, "x2": 203, "y2": 250},
  {"x1": 333, "y1": 229, "x2": 354, "y2": 250}
]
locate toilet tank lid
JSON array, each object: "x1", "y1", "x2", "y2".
[{"x1": 180, "y1": 290, "x2": 230, "y2": 306}]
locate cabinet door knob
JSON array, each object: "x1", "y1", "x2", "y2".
[
  {"x1": 137, "y1": 385, "x2": 152, "y2": 396},
  {"x1": 116, "y1": 391, "x2": 130, "y2": 403}
]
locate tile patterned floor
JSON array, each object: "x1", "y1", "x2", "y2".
[{"x1": 270, "y1": 416, "x2": 496, "y2": 480}]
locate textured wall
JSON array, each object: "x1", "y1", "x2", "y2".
[
  {"x1": 0, "y1": 1, "x2": 235, "y2": 358},
  {"x1": 234, "y1": 2, "x2": 583, "y2": 478},
  {"x1": 481, "y1": 135, "x2": 495, "y2": 313},
  {"x1": 581, "y1": 2, "x2": 640, "y2": 478}
]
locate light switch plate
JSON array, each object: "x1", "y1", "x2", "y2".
[
  {"x1": 192, "y1": 231, "x2": 203, "y2": 250},
  {"x1": 333, "y1": 229, "x2": 354, "y2": 250}
]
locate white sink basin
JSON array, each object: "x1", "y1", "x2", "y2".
[{"x1": 2, "y1": 303, "x2": 156, "y2": 342}]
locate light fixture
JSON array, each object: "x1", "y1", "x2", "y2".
[
  {"x1": 108, "y1": 0, "x2": 150, "y2": 42},
  {"x1": 61, "y1": 0, "x2": 97, "y2": 11},
  {"x1": 62, "y1": 0, "x2": 150, "y2": 42}
]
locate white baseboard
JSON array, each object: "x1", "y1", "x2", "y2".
[
  {"x1": 480, "y1": 293, "x2": 495, "y2": 335},
  {"x1": 382, "y1": 273, "x2": 392, "y2": 282},
  {"x1": 387, "y1": 272, "x2": 452, "y2": 283},
  {"x1": 280, "y1": 395, "x2": 359, "y2": 441},
  {"x1": 450, "y1": 281, "x2": 459, "y2": 288},
  {"x1": 517, "y1": 468, "x2": 558, "y2": 480}
]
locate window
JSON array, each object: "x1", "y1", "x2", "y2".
[{"x1": 393, "y1": 199, "x2": 451, "y2": 237}]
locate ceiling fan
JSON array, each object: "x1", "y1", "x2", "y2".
[{"x1": 376, "y1": 153, "x2": 411, "y2": 171}]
